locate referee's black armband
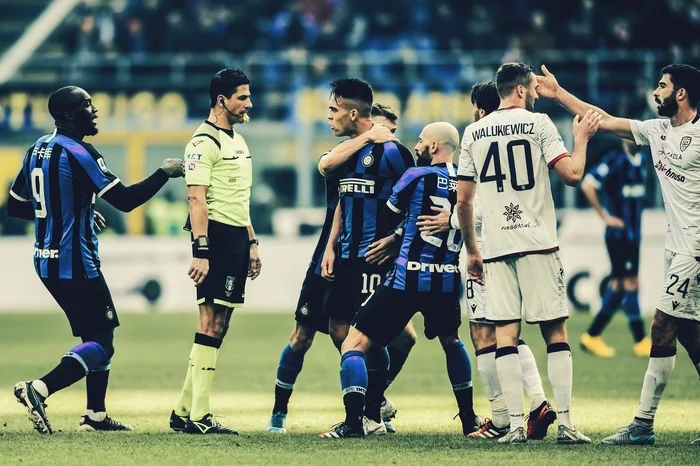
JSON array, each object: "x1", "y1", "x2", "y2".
[{"x1": 192, "y1": 235, "x2": 210, "y2": 259}]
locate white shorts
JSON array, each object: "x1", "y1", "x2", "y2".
[
  {"x1": 484, "y1": 252, "x2": 568, "y2": 324},
  {"x1": 464, "y1": 277, "x2": 492, "y2": 324},
  {"x1": 656, "y1": 250, "x2": 700, "y2": 322}
]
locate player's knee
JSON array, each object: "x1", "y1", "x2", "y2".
[
  {"x1": 623, "y1": 277, "x2": 639, "y2": 291},
  {"x1": 391, "y1": 328, "x2": 417, "y2": 353},
  {"x1": 539, "y1": 319, "x2": 568, "y2": 345},
  {"x1": 650, "y1": 310, "x2": 678, "y2": 345},
  {"x1": 439, "y1": 334, "x2": 462, "y2": 350},
  {"x1": 290, "y1": 326, "x2": 315, "y2": 353},
  {"x1": 84, "y1": 330, "x2": 115, "y2": 360},
  {"x1": 608, "y1": 278, "x2": 622, "y2": 292}
]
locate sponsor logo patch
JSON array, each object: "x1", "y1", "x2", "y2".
[{"x1": 503, "y1": 203, "x2": 523, "y2": 223}]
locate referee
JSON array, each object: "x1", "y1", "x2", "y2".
[{"x1": 170, "y1": 68, "x2": 262, "y2": 435}]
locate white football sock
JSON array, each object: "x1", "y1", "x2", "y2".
[
  {"x1": 477, "y1": 351, "x2": 509, "y2": 428},
  {"x1": 496, "y1": 350, "x2": 524, "y2": 431},
  {"x1": 636, "y1": 355, "x2": 675, "y2": 422},
  {"x1": 517, "y1": 343, "x2": 547, "y2": 412},
  {"x1": 548, "y1": 348, "x2": 573, "y2": 429}
]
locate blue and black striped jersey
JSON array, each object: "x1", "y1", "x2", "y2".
[
  {"x1": 310, "y1": 175, "x2": 340, "y2": 276},
  {"x1": 337, "y1": 141, "x2": 414, "y2": 259},
  {"x1": 586, "y1": 150, "x2": 647, "y2": 243},
  {"x1": 9, "y1": 129, "x2": 120, "y2": 279},
  {"x1": 384, "y1": 163, "x2": 462, "y2": 293}
]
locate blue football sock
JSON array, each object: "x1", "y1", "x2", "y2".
[
  {"x1": 623, "y1": 290, "x2": 646, "y2": 342},
  {"x1": 340, "y1": 350, "x2": 367, "y2": 427},
  {"x1": 273, "y1": 344, "x2": 305, "y2": 414},
  {"x1": 444, "y1": 340, "x2": 474, "y2": 415},
  {"x1": 588, "y1": 288, "x2": 624, "y2": 336},
  {"x1": 365, "y1": 346, "x2": 389, "y2": 422}
]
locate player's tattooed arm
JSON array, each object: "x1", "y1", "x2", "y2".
[
  {"x1": 321, "y1": 203, "x2": 342, "y2": 280},
  {"x1": 537, "y1": 65, "x2": 634, "y2": 141},
  {"x1": 187, "y1": 185, "x2": 209, "y2": 286},
  {"x1": 318, "y1": 124, "x2": 397, "y2": 176}
]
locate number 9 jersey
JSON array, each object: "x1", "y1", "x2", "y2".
[{"x1": 457, "y1": 107, "x2": 569, "y2": 262}]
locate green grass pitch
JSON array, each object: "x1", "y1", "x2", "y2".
[{"x1": 0, "y1": 311, "x2": 698, "y2": 465}]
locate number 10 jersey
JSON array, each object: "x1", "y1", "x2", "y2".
[{"x1": 457, "y1": 107, "x2": 569, "y2": 262}]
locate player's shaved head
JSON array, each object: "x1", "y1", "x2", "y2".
[
  {"x1": 423, "y1": 122, "x2": 460, "y2": 151},
  {"x1": 48, "y1": 86, "x2": 84, "y2": 121}
]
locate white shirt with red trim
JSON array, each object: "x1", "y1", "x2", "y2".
[
  {"x1": 457, "y1": 107, "x2": 569, "y2": 261},
  {"x1": 630, "y1": 115, "x2": 700, "y2": 256}
]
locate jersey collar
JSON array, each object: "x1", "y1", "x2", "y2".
[{"x1": 205, "y1": 120, "x2": 235, "y2": 138}]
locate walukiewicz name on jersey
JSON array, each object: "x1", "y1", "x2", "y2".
[{"x1": 472, "y1": 123, "x2": 536, "y2": 141}]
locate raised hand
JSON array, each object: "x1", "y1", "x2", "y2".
[
  {"x1": 573, "y1": 109, "x2": 603, "y2": 143},
  {"x1": 536, "y1": 64, "x2": 560, "y2": 99}
]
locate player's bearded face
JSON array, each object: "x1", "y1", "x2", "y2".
[
  {"x1": 525, "y1": 92, "x2": 537, "y2": 112},
  {"x1": 656, "y1": 90, "x2": 678, "y2": 117},
  {"x1": 415, "y1": 146, "x2": 431, "y2": 166}
]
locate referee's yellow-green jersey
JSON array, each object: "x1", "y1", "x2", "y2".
[{"x1": 184, "y1": 121, "x2": 252, "y2": 227}]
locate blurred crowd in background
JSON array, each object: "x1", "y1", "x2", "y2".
[{"x1": 61, "y1": 0, "x2": 700, "y2": 59}]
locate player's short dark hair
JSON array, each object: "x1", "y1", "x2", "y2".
[
  {"x1": 495, "y1": 62, "x2": 535, "y2": 99},
  {"x1": 371, "y1": 103, "x2": 398, "y2": 124},
  {"x1": 329, "y1": 78, "x2": 373, "y2": 117},
  {"x1": 210, "y1": 68, "x2": 250, "y2": 108},
  {"x1": 48, "y1": 86, "x2": 81, "y2": 121},
  {"x1": 471, "y1": 81, "x2": 500, "y2": 114},
  {"x1": 661, "y1": 64, "x2": 700, "y2": 108}
]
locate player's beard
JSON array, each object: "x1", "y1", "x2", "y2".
[
  {"x1": 416, "y1": 148, "x2": 431, "y2": 166},
  {"x1": 657, "y1": 93, "x2": 678, "y2": 117},
  {"x1": 525, "y1": 94, "x2": 536, "y2": 112}
]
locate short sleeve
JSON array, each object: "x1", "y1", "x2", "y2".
[
  {"x1": 384, "y1": 142, "x2": 415, "y2": 179},
  {"x1": 536, "y1": 114, "x2": 569, "y2": 168},
  {"x1": 184, "y1": 137, "x2": 218, "y2": 186},
  {"x1": 387, "y1": 168, "x2": 423, "y2": 213},
  {"x1": 68, "y1": 143, "x2": 120, "y2": 197},
  {"x1": 457, "y1": 125, "x2": 477, "y2": 181},
  {"x1": 9, "y1": 148, "x2": 31, "y2": 202},
  {"x1": 629, "y1": 119, "x2": 657, "y2": 146}
]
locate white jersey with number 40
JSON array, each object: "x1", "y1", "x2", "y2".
[{"x1": 458, "y1": 107, "x2": 569, "y2": 261}]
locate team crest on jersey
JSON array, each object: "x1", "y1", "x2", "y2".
[
  {"x1": 681, "y1": 136, "x2": 692, "y2": 152},
  {"x1": 503, "y1": 203, "x2": 523, "y2": 223},
  {"x1": 362, "y1": 153, "x2": 374, "y2": 167}
]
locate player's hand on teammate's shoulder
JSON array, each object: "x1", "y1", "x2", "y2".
[
  {"x1": 365, "y1": 234, "x2": 400, "y2": 266},
  {"x1": 93, "y1": 211, "x2": 106, "y2": 232},
  {"x1": 604, "y1": 215, "x2": 625, "y2": 229},
  {"x1": 417, "y1": 206, "x2": 450, "y2": 236},
  {"x1": 536, "y1": 64, "x2": 560, "y2": 99},
  {"x1": 321, "y1": 246, "x2": 336, "y2": 281},
  {"x1": 366, "y1": 124, "x2": 398, "y2": 144},
  {"x1": 573, "y1": 109, "x2": 603, "y2": 142},
  {"x1": 161, "y1": 158, "x2": 185, "y2": 178},
  {"x1": 248, "y1": 244, "x2": 262, "y2": 280},
  {"x1": 188, "y1": 258, "x2": 209, "y2": 286},
  {"x1": 466, "y1": 252, "x2": 484, "y2": 285}
]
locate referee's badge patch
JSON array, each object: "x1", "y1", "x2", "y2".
[
  {"x1": 362, "y1": 153, "x2": 374, "y2": 167},
  {"x1": 225, "y1": 276, "x2": 235, "y2": 292}
]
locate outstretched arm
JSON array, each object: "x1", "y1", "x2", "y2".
[{"x1": 537, "y1": 65, "x2": 634, "y2": 141}]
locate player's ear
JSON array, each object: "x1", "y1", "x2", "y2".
[
  {"x1": 676, "y1": 87, "x2": 686, "y2": 102},
  {"x1": 350, "y1": 109, "x2": 357, "y2": 121},
  {"x1": 478, "y1": 109, "x2": 486, "y2": 119}
]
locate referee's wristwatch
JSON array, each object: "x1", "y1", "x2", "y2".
[{"x1": 249, "y1": 238, "x2": 260, "y2": 247}]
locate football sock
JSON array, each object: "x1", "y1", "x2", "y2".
[
  {"x1": 476, "y1": 345, "x2": 508, "y2": 428},
  {"x1": 495, "y1": 346, "x2": 524, "y2": 431},
  {"x1": 587, "y1": 288, "x2": 623, "y2": 336},
  {"x1": 517, "y1": 340, "x2": 547, "y2": 411},
  {"x1": 273, "y1": 344, "x2": 305, "y2": 414},
  {"x1": 690, "y1": 351, "x2": 700, "y2": 379},
  {"x1": 189, "y1": 333, "x2": 222, "y2": 422},
  {"x1": 340, "y1": 350, "x2": 367, "y2": 428},
  {"x1": 444, "y1": 340, "x2": 474, "y2": 416},
  {"x1": 174, "y1": 345, "x2": 196, "y2": 417},
  {"x1": 365, "y1": 346, "x2": 389, "y2": 423},
  {"x1": 86, "y1": 365, "x2": 110, "y2": 412},
  {"x1": 84, "y1": 409, "x2": 107, "y2": 421},
  {"x1": 547, "y1": 342, "x2": 573, "y2": 429},
  {"x1": 623, "y1": 290, "x2": 646, "y2": 342},
  {"x1": 385, "y1": 345, "x2": 410, "y2": 389},
  {"x1": 635, "y1": 345, "x2": 676, "y2": 424},
  {"x1": 40, "y1": 341, "x2": 108, "y2": 395}
]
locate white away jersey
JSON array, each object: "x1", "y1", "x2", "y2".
[
  {"x1": 458, "y1": 107, "x2": 569, "y2": 261},
  {"x1": 630, "y1": 115, "x2": 700, "y2": 256}
]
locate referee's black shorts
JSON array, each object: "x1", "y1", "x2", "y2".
[
  {"x1": 195, "y1": 220, "x2": 249, "y2": 309},
  {"x1": 41, "y1": 272, "x2": 118, "y2": 337}
]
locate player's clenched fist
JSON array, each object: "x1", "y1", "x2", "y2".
[
  {"x1": 573, "y1": 109, "x2": 602, "y2": 142},
  {"x1": 162, "y1": 158, "x2": 185, "y2": 178},
  {"x1": 188, "y1": 258, "x2": 209, "y2": 286}
]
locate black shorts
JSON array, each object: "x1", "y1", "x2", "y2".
[
  {"x1": 324, "y1": 258, "x2": 390, "y2": 323},
  {"x1": 196, "y1": 220, "x2": 249, "y2": 308},
  {"x1": 605, "y1": 235, "x2": 640, "y2": 278},
  {"x1": 353, "y1": 285, "x2": 461, "y2": 346},
  {"x1": 41, "y1": 272, "x2": 118, "y2": 337},
  {"x1": 294, "y1": 266, "x2": 331, "y2": 334}
]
